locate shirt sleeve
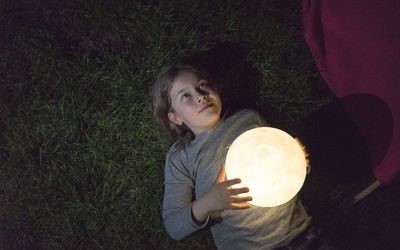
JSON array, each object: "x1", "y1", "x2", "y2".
[{"x1": 162, "y1": 147, "x2": 209, "y2": 240}]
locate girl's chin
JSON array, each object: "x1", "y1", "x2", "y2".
[{"x1": 202, "y1": 105, "x2": 221, "y2": 115}]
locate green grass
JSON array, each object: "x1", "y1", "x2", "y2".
[{"x1": 0, "y1": 0, "x2": 333, "y2": 249}]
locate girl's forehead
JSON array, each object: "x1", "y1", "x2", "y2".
[
  {"x1": 175, "y1": 70, "x2": 199, "y2": 83},
  {"x1": 171, "y1": 71, "x2": 199, "y2": 90}
]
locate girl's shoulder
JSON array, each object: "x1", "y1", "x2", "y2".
[
  {"x1": 165, "y1": 137, "x2": 192, "y2": 163},
  {"x1": 236, "y1": 108, "x2": 260, "y2": 116},
  {"x1": 226, "y1": 108, "x2": 268, "y2": 127},
  {"x1": 228, "y1": 108, "x2": 263, "y2": 120},
  {"x1": 166, "y1": 140, "x2": 184, "y2": 158}
]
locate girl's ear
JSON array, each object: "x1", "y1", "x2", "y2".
[{"x1": 168, "y1": 111, "x2": 183, "y2": 125}]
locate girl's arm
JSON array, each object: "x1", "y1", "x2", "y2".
[
  {"x1": 163, "y1": 160, "x2": 201, "y2": 240},
  {"x1": 192, "y1": 164, "x2": 252, "y2": 223},
  {"x1": 163, "y1": 161, "x2": 252, "y2": 240}
]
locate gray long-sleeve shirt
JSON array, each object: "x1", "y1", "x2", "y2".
[{"x1": 163, "y1": 109, "x2": 311, "y2": 249}]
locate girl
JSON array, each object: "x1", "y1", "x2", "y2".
[{"x1": 151, "y1": 60, "x2": 313, "y2": 249}]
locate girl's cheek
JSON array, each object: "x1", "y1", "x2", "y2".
[{"x1": 186, "y1": 103, "x2": 197, "y2": 112}]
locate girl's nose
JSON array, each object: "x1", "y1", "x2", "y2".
[{"x1": 196, "y1": 94, "x2": 207, "y2": 103}]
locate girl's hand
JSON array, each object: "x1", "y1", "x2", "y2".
[
  {"x1": 295, "y1": 138, "x2": 311, "y2": 174},
  {"x1": 192, "y1": 164, "x2": 252, "y2": 224},
  {"x1": 208, "y1": 164, "x2": 252, "y2": 210}
]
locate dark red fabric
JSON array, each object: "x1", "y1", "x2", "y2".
[{"x1": 302, "y1": 0, "x2": 400, "y2": 183}]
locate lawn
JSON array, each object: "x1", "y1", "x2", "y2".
[{"x1": 2, "y1": 0, "x2": 399, "y2": 249}]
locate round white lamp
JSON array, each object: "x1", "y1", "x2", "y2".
[{"x1": 225, "y1": 127, "x2": 307, "y2": 207}]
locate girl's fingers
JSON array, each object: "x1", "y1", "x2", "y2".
[
  {"x1": 227, "y1": 202, "x2": 251, "y2": 210},
  {"x1": 222, "y1": 195, "x2": 252, "y2": 210},
  {"x1": 295, "y1": 137, "x2": 309, "y2": 158},
  {"x1": 229, "y1": 195, "x2": 252, "y2": 203},
  {"x1": 229, "y1": 187, "x2": 249, "y2": 195},
  {"x1": 223, "y1": 178, "x2": 241, "y2": 187}
]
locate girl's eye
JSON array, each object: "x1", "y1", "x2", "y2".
[
  {"x1": 199, "y1": 82, "x2": 209, "y2": 90},
  {"x1": 181, "y1": 93, "x2": 191, "y2": 100}
]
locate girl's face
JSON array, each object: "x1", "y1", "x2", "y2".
[{"x1": 168, "y1": 70, "x2": 222, "y2": 136}]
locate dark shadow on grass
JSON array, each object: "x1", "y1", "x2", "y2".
[
  {"x1": 296, "y1": 94, "x2": 397, "y2": 249},
  {"x1": 297, "y1": 94, "x2": 393, "y2": 209},
  {"x1": 297, "y1": 96, "x2": 373, "y2": 221},
  {"x1": 181, "y1": 42, "x2": 288, "y2": 125}
]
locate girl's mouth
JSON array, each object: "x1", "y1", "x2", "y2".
[{"x1": 199, "y1": 103, "x2": 213, "y2": 113}]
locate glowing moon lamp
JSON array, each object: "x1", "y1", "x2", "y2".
[{"x1": 225, "y1": 127, "x2": 307, "y2": 207}]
